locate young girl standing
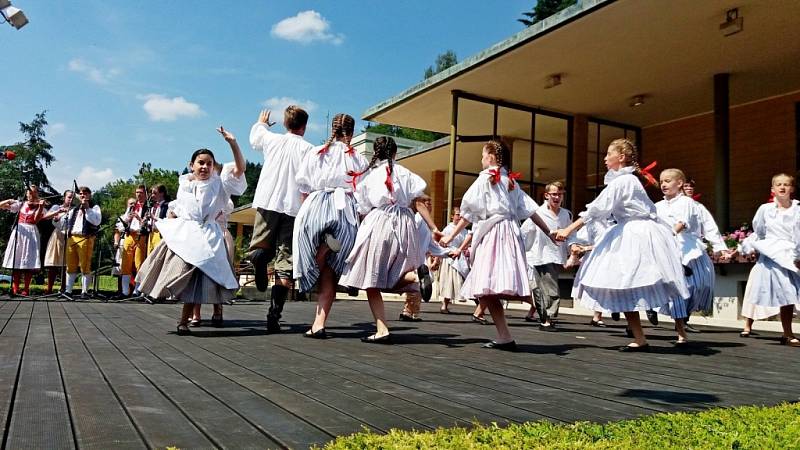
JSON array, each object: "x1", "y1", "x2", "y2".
[
  {"x1": 555, "y1": 138, "x2": 689, "y2": 351},
  {"x1": 739, "y1": 173, "x2": 800, "y2": 346},
  {"x1": 293, "y1": 113, "x2": 369, "y2": 338},
  {"x1": 135, "y1": 127, "x2": 246, "y2": 334},
  {"x1": 339, "y1": 136, "x2": 438, "y2": 343},
  {"x1": 441, "y1": 140, "x2": 552, "y2": 351},
  {"x1": 437, "y1": 206, "x2": 470, "y2": 314},
  {"x1": 1, "y1": 185, "x2": 45, "y2": 296}
]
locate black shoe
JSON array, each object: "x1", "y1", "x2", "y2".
[
  {"x1": 399, "y1": 313, "x2": 415, "y2": 322},
  {"x1": 471, "y1": 315, "x2": 488, "y2": 325},
  {"x1": 346, "y1": 286, "x2": 359, "y2": 297},
  {"x1": 685, "y1": 324, "x2": 701, "y2": 333},
  {"x1": 304, "y1": 328, "x2": 328, "y2": 339},
  {"x1": 619, "y1": 344, "x2": 650, "y2": 352},
  {"x1": 646, "y1": 309, "x2": 659, "y2": 326},
  {"x1": 251, "y1": 249, "x2": 268, "y2": 292},
  {"x1": 211, "y1": 315, "x2": 223, "y2": 328},
  {"x1": 176, "y1": 324, "x2": 191, "y2": 335},
  {"x1": 266, "y1": 315, "x2": 281, "y2": 333},
  {"x1": 418, "y1": 265, "x2": 432, "y2": 302},
  {"x1": 482, "y1": 340, "x2": 518, "y2": 351},
  {"x1": 673, "y1": 340, "x2": 689, "y2": 348},
  {"x1": 524, "y1": 316, "x2": 537, "y2": 322},
  {"x1": 79, "y1": 293, "x2": 91, "y2": 301},
  {"x1": 361, "y1": 334, "x2": 392, "y2": 344},
  {"x1": 589, "y1": 319, "x2": 606, "y2": 327},
  {"x1": 611, "y1": 312, "x2": 620, "y2": 321},
  {"x1": 111, "y1": 293, "x2": 129, "y2": 301},
  {"x1": 538, "y1": 324, "x2": 556, "y2": 332}
]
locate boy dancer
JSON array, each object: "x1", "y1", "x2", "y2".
[{"x1": 248, "y1": 106, "x2": 313, "y2": 332}]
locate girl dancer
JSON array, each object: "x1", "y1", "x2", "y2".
[
  {"x1": 555, "y1": 138, "x2": 689, "y2": 351},
  {"x1": 441, "y1": 140, "x2": 552, "y2": 351},
  {"x1": 135, "y1": 127, "x2": 246, "y2": 334},
  {"x1": 1, "y1": 185, "x2": 45, "y2": 296},
  {"x1": 339, "y1": 136, "x2": 437, "y2": 343},
  {"x1": 655, "y1": 168, "x2": 732, "y2": 345},
  {"x1": 437, "y1": 206, "x2": 470, "y2": 314},
  {"x1": 293, "y1": 113, "x2": 369, "y2": 338},
  {"x1": 739, "y1": 173, "x2": 800, "y2": 346}
]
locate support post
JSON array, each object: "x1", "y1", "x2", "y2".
[{"x1": 713, "y1": 73, "x2": 730, "y2": 229}]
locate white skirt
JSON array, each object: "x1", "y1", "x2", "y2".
[
  {"x1": 2, "y1": 223, "x2": 41, "y2": 270},
  {"x1": 437, "y1": 260, "x2": 464, "y2": 300},
  {"x1": 460, "y1": 218, "x2": 529, "y2": 299},
  {"x1": 573, "y1": 219, "x2": 688, "y2": 313},
  {"x1": 743, "y1": 255, "x2": 800, "y2": 309},
  {"x1": 44, "y1": 228, "x2": 66, "y2": 267},
  {"x1": 339, "y1": 205, "x2": 421, "y2": 290}
]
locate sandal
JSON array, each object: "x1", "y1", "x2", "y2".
[
  {"x1": 471, "y1": 314, "x2": 488, "y2": 325},
  {"x1": 361, "y1": 333, "x2": 392, "y2": 344},
  {"x1": 176, "y1": 323, "x2": 191, "y2": 335},
  {"x1": 739, "y1": 330, "x2": 751, "y2": 338},
  {"x1": 211, "y1": 314, "x2": 223, "y2": 328},
  {"x1": 440, "y1": 308, "x2": 451, "y2": 314},
  {"x1": 780, "y1": 336, "x2": 800, "y2": 347},
  {"x1": 190, "y1": 318, "x2": 201, "y2": 327},
  {"x1": 304, "y1": 328, "x2": 328, "y2": 339}
]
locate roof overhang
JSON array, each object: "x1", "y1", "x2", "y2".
[{"x1": 364, "y1": 0, "x2": 800, "y2": 131}]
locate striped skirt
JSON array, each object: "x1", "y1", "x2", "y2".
[
  {"x1": 293, "y1": 191, "x2": 359, "y2": 293},
  {"x1": 135, "y1": 242, "x2": 235, "y2": 304},
  {"x1": 460, "y1": 219, "x2": 530, "y2": 300},
  {"x1": 339, "y1": 205, "x2": 421, "y2": 290}
]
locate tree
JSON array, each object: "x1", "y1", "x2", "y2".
[
  {"x1": 0, "y1": 111, "x2": 58, "y2": 250},
  {"x1": 232, "y1": 161, "x2": 262, "y2": 207},
  {"x1": 518, "y1": 0, "x2": 577, "y2": 26},
  {"x1": 424, "y1": 50, "x2": 458, "y2": 79}
]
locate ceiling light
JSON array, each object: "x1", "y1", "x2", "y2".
[
  {"x1": 629, "y1": 95, "x2": 645, "y2": 107},
  {"x1": 720, "y1": 8, "x2": 743, "y2": 37},
  {"x1": 544, "y1": 74, "x2": 562, "y2": 89},
  {"x1": 1, "y1": 1, "x2": 28, "y2": 30}
]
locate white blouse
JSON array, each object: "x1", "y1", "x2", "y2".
[
  {"x1": 353, "y1": 161, "x2": 426, "y2": 215},
  {"x1": 459, "y1": 166, "x2": 538, "y2": 224},
  {"x1": 521, "y1": 206, "x2": 571, "y2": 266},
  {"x1": 580, "y1": 166, "x2": 657, "y2": 224},
  {"x1": 250, "y1": 122, "x2": 314, "y2": 216},
  {"x1": 740, "y1": 201, "x2": 800, "y2": 272},
  {"x1": 296, "y1": 141, "x2": 370, "y2": 195}
]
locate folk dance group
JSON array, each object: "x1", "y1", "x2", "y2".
[{"x1": 4, "y1": 105, "x2": 800, "y2": 350}]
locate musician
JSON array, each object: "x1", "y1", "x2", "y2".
[
  {"x1": 146, "y1": 184, "x2": 170, "y2": 254},
  {"x1": 41, "y1": 190, "x2": 75, "y2": 294},
  {"x1": 117, "y1": 185, "x2": 148, "y2": 297},
  {"x1": 64, "y1": 186, "x2": 102, "y2": 299},
  {"x1": 1, "y1": 185, "x2": 46, "y2": 296}
]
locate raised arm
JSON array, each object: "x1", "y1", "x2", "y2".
[{"x1": 218, "y1": 126, "x2": 245, "y2": 178}]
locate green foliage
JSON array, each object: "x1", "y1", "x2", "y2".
[
  {"x1": 364, "y1": 123, "x2": 445, "y2": 143},
  {"x1": 424, "y1": 50, "x2": 458, "y2": 79},
  {"x1": 232, "y1": 161, "x2": 262, "y2": 207},
  {"x1": 318, "y1": 403, "x2": 800, "y2": 450},
  {"x1": 0, "y1": 111, "x2": 58, "y2": 250},
  {"x1": 519, "y1": 0, "x2": 577, "y2": 26}
]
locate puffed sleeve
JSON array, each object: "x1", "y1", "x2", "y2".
[
  {"x1": 581, "y1": 178, "x2": 625, "y2": 224},
  {"x1": 353, "y1": 175, "x2": 375, "y2": 216},
  {"x1": 86, "y1": 205, "x2": 102, "y2": 225},
  {"x1": 294, "y1": 151, "x2": 315, "y2": 194},
  {"x1": 249, "y1": 122, "x2": 277, "y2": 152},
  {"x1": 458, "y1": 176, "x2": 487, "y2": 224},
  {"x1": 520, "y1": 218, "x2": 536, "y2": 252},
  {"x1": 406, "y1": 171, "x2": 427, "y2": 201},
  {"x1": 8, "y1": 201, "x2": 21, "y2": 214},
  {"x1": 511, "y1": 187, "x2": 538, "y2": 221},
  {"x1": 698, "y1": 204, "x2": 727, "y2": 253},
  {"x1": 220, "y1": 162, "x2": 247, "y2": 196},
  {"x1": 752, "y1": 204, "x2": 767, "y2": 240}
]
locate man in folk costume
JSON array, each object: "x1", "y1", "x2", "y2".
[
  {"x1": 117, "y1": 185, "x2": 149, "y2": 297},
  {"x1": 146, "y1": 184, "x2": 170, "y2": 254},
  {"x1": 64, "y1": 186, "x2": 102, "y2": 299}
]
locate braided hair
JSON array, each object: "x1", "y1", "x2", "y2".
[
  {"x1": 608, "y1": 138, "x2": 654, "y2": 185},
  {"x1": 323, "y1": 113, "x2": 356, "y2": 150},
  {"x1": 483, "y1": 139, "x2": 516, "y2": 190}
]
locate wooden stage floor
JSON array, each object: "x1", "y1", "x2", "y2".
[{"x1": 0, "y1": 297, "x2": 796, "y2": 449}]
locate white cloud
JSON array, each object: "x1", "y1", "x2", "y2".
[
  {"x1": 68, "y1": 58, "x2": 121, "y2": 85},
  {"x1": 47, "y1": 122, "x2": 67, "y2": 137},
  {"x1": 47, "y1": 162, "x2": 116, "y2": 193},
  {"x1": 271, "y1": 11, "x2": 344, "y2": 45},
  {"x1": 141, "y1": 94, "x2": 205, "y2": 122}
]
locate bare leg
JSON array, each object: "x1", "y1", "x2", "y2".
[
  {"x1": 180, "y1": 304, "x2": 193, "y2": 325},
  {"x1": 623, "y1": 311, "x2": 647, "y2": 347},
  {"x1": 213, "y1": 304, "x2": 223, "y2": 318},
  {"x1": 675, "y1": 318, "x2": 688, "y2": 343},
  {"x1": 742, "y1": 317, "x2": 755, "y2": 335},
  {"x1": 192, "y1": 304, "x2": 201, "y2": 322},
  {"x1": 593, "y1": 311, "x2": 603, "y2": 322},
  {"x1": 482, "y1": 296, "x2": 513, "y2": 343},
  {"x1": 366, "y1": 288, "x2": 389, "y2": 338},
  {"x1": 780, "y1": 305, "x2": 796, "y2": 340},
  {"x1": 310, "y1": 265, "x2": 335, "y2": 333},
  {"x1": 441, "y1": 297, "x2": 451, "y2": 312}
]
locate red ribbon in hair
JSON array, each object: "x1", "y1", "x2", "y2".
[
  {"x1": 317, "y1": 145, "x2": 329, "y2": 155},
  {"x1": 346, "y1": 170, "x2": 361, "y2": 191},
  {"x1": 692, "y1": 193, "x2": 702, "y2": 201},
  {"x1": 508, "y1": 171, "x2": 522, "y2": 190},
  {"x1": 768, "y1": 192, "x2": 775, "y2": 203},
  {"x1": 488, "y1": 168, "x2": 501, "y2": 185},
  {"x1": 640, "y1": 161, "x2": 658, "y2": 187},
  {"x1": 384, "y1": 165, "x2": 394, "y2": 194},
  {"x1": 345, "y1": 145, "x2": 355, "y2": 156}
]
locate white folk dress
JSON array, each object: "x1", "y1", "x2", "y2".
[
  {"x1": 572, "y1": 167, "x2": 689, "y2": 313},
  {"x1": 459, "y1": 167, "x2": 538, "y2": 299},
  {"x1": 436, "y1": 221, "x2": 470, "y2": 301},
  {"x1": 136, "y1": 164, "x2": 246, "y2": 304},
  {"x1": 740, "y1": 201, "x2": 800, "y2": 310},
  {"x1": 339, "y1": 162, "x2": 427, "y2": 290},
  {"x1": 44, "y1": 204, "x2": 69, "y2": 267},
  {"x1": 292, "y1": 141, "x2": 369, "y2": 292},
  {"x1": 3, "y1": 201, "x2": 41, "y2": 270}
]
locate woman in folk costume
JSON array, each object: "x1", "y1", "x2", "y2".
[
  {"x1": 339, "y1": 136, "x2": 439, "y2": 343},
  {"x1": 655, "y1": 168, "x2": 734, "y2": 344},
  {"x1": 738, "y1": 173, "x2": 800, "y2": 346},
  {"x1": 136, "y1": 127, "x2": 246, "y2": 335},
  {"x1": 555, "y1": 138, "x2": 689, "y2": 352},
  {"x1": 41, "y1": 190, "x2": 75, "y2": 294},
  {"x1": 293, "y1": 113, "x2": 369, "y2": 339},
  {"x1": 566, "y1": 216, "x2": 614, "y2": 327},
  {"x1": 440, "y1": 140, "x2": 552, "y2": 351},
  {"x1": 1, "y1": 185, "x2": 46, "y2": 296}
]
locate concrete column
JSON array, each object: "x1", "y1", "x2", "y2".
[
  {"x1": 570, "y1": 114, "x2": 589, "y2": 213},
  {"x1": 714, "y1": 73, "x2": 730, "y2": 229},
  {"x1": 236, "y1": 222, "x2": 244, "y2": 239},
  {"x1": 430, "y1": 170, "x2": 446, "y2": 228}
]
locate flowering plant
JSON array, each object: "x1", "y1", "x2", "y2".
[{"x1": 710, "y1": 223, "x2": 756, "y2": 263}]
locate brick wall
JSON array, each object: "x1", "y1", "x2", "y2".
[{"x1": 642, "y1": 91, "x2": 799, "y2": 228}]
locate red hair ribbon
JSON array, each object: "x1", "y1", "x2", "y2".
[
  {"x1": 692, "y1": 193, "x2": 702, "y2": 201},
  {"x1": 346, "y1": 170, "x2": 361, "y2": 191},
  {"x1": 768, "y1": 192, "x2": 775, "y2": 203},
  {"x1": 640, "y1": 161, "x2": 658, "y2": 187},
  {"x1": 384, "y1": 165, "x2": 394, "y2": 193},
  {"x1": 488, "y1": 168, "x2": 501, "y2": 185},
  {"x1": 508, "y1": 171, "x2": 522, "y2": 190},
  {"x1": 345, "y1": 145, "x2": 355, "y2": 156},
  {"x1": 317, "y1": 145, "x2": 329, "y2": 155}
]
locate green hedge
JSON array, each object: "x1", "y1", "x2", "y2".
[{"x1": 317, "y1": 403, "x2": 800, "y2": 450}]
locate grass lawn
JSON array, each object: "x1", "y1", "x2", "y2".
[{"x1": 318, "y1": 403, "x2": 800, "y2": 450}]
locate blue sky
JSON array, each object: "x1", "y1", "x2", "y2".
[{"x1": 2, "y1": 0, "x2": 533, "y2": 192}]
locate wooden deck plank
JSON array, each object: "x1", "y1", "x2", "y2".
[{"x1": 0, "y1": 303, "x2": 28, "y2": 444}]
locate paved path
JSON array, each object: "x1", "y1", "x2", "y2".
[{"x1": 0, "y1": 297, "x2": 796, "y2": 449}]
